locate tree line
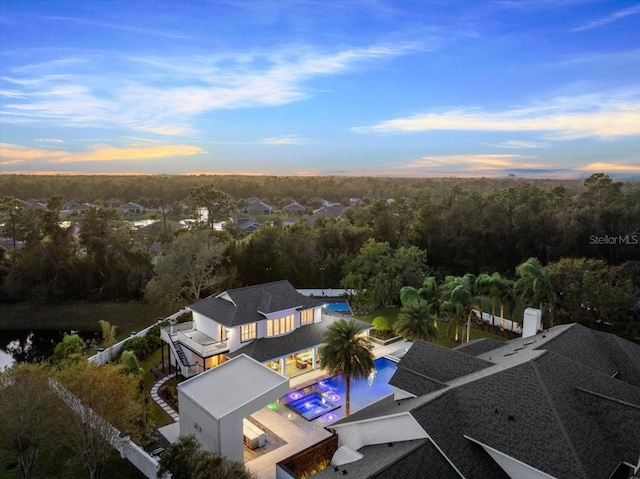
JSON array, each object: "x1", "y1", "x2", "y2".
[
  {"x1": 0, "y1": 174, "x2": 605, "y2": 206},
  {"x1": 1, "y1": 174, "x2": 638, "y2": 336}
]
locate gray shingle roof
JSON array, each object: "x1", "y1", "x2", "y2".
[
  {"x1": 453, "y1": 337, "x2": 505, "y2": 357},
  {"x1": 310, "y1": 439, "x2": 460, "y2": 479},
  {"x1": 318, "y1": 324, "x2": 640, "y2": 479},
  {"x1": 389, "y1": 340, "x2": 493, "y2": 395},
  {"x1": 188, "y1": 280, "x2": 325, "y2": 327},
  {"x1": 538, "y1": 323, "x2": 640, "y2": 388}
]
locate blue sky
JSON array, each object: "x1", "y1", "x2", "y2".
[{"x1": 0, "y1": 0, "x2": 639, "y2": 178}]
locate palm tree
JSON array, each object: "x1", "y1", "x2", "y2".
[
  {"x1": 486, "y1": 272, "x2": 514, "y2": 330},
  {"x1": 394, "y1": 299, "x2": 439, "y2": 342},
  {"x1": 514, "y1": 257, "x2": 556, "y2": 328},
  {"x1": 466, "y1": 273, "x2": 490, "y2": 343},
  {"x1": 320, "y1": 319, "x2": 375, "y2": 417},
  {"x1": 440, "y1": 276, "x2": 472, "y2": 343},
  {"x1": 421, "y1": 275, "x2": 443, "y2": 327},
  {"x1": 441, "y1": 299, "x2": 465, "y2": 343}
]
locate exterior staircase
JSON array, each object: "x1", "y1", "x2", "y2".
[{"x1": 172, "y1": 340, "x2": 190, "y2": 368}]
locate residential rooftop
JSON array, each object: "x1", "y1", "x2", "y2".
[{"x1": 314, "y1": 323, "x2": 640, "y2": 479}]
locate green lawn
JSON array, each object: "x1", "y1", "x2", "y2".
[
  {"x1": 0, "y1": 301, "x2": 175, "y2": 341},
  {"x1": 140, "y1": 347, "x2": 174, "y2": 428},
  {"x1": 355, "y1": 306, "x2": 508, "y2": 349}
]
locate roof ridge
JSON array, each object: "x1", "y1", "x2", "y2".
[
  {"x1": 533, "y1": 322, "x2": 578, "y2": 350},
  {"x1": 530, "y1": 360, "x2": 589, "y2": 479},
  {"x1": 226, "y1": 279, "x2": 289, "y2": 294},
  {"x1": 396, "y1": 367, "x2": 448, "y2": 386},
  {"x1": 575, "y1": 387, "x2": 640, "y2": 411},
  {"x1": 610, "y1": 335, "x2": 640, "y2": 374}
]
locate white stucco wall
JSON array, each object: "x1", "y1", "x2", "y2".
[
  {"x1": 192, "y1": 311, "x2": 220, "y2": 340},
  {"x1": 178, "y1": 389, "x2": 222, "y2": 457}
]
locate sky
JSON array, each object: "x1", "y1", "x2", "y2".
[{"x1": 0, "y1": 0, "x2": 639, "y2": 178}]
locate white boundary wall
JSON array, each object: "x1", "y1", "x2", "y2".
[
  {"x1": 120, "y1": 440, "x2": 163, "y2": 479},
  {"x1": 83, "y1": 309, "x2": 189, "y2": 476},
  {"x1": 472, "y1": 310, "x2": 522, "y2": 334},
  {"x1": 297, "y1": 288, "x2": 355, "y2": 297},
  {"x1": 88, "y1": 308, "x2": 189, "y2": 366},
  {"x1": 50, "y1": 378, "x2": 168, "y2": 479}
]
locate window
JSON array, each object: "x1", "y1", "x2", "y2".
[
  {"x1": 266, "y1": 315, "x2": 295, "y2": 337},
  {"x1": 240, "y1": 323, "x2": 257, "y2": 342},
  {"x1": 300, "y1": 309, "x2": 314, "y2": 326}
]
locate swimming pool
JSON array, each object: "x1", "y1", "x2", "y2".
[
  {"x1": 323, "y1": 298, "x2": 353, "y2": 314},
  {"x1": 277, "y1": 357, "x2": 397, "y2": 426},
  {"x1": 284, "y1": 392, "x2": 340, "y2": 420}
]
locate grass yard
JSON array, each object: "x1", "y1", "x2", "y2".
[
  {"x1": 0, "y1": 301, "x2": 175, "y2": 341},
  {"x1": 140, "y1": 347, "x2": 174, "y2": 428},
  {"x1": 355, "y1": 306, "x2": 508, "y2": 349}
]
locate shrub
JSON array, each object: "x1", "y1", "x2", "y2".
[
  {"x1": 159, "y1": 383, "x2": 179, "y2": 410},
  {"x1": 372, "y1": 316, "x2": 392, "y2": 332},
  {"x1": 175, "y1": 311, "x2": 192, "y2": 323}
]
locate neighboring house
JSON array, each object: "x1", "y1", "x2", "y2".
[
  {"x1": 118, "y1": 202, "x2": 145, "y2": 215},
  {"x1": 349, "y1": 197, "x2": 362, "y2": 205},
  {"x1": 231, "y1": 214, "x2": 262, "y2": 234},
  {"x1": 308, "y1": 204, "x2": 347, "y2": 223},
  {"x1": 246, "y1": 197, "x2": 261, "y2": 205},
  {"x1": 245, "y1": 201, "x2": 273, "y2": 215},
  {"x1": 133, "y1": 220, "x2": 185, "y2": 236},
  {"x1": 282, "y1": 202, "x2": 307, "y2": 214},
  {"x1": 61, "y1": 200, "x2": 77, "y2": 211},
  {"x1": 24, "y1": 199, "x2": 47, "y2": 210},
  {"x1": 70, "y1": 203, "x2": 94, "y2": 216},
  {"x1": 160, "y1": 280, "x2": 371, "y2": 379},
  {"x1": 308, "y1": 323, "x2": 640, "y2": 479}
]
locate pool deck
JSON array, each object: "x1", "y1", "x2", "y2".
[{"x1": 245, "y1": 338, "x2": 413, "y2": 479}]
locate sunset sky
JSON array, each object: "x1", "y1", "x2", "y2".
[{"x1": 1, "y1": 0, "x2": 639, "y2": 178}]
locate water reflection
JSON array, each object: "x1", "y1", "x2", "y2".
[{"x1": 0, "y1": 330, "x2": 100, "y2": 370}]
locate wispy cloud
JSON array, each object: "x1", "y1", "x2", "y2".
[
  {"x1": 36, "y1": 138, "x2": 64, "y2": 144},
  {"x1": 260, "y1": 135, "x2": 311, "y2": 145},
  {"x1": 376, "y1": 154, "x2": 568, "y2": 178},
  {"x1": 0, "y1": 143, "x2": 204, "y2": 164},
  {"x1": 404, "y1": 154, "x2": 543, "y2": 170},
  {"x1": 45, "y1": 16, "x2": 190, "y2": 39},
  {"x1": 571, "y1": 4, "x2": 640, "y2": 32},
  {"x1": 1, "y1": 42, "x2": 418, "y2": 136},
  {"x1": 485, "y1": 140, "x2": 548, "y2": 149},
  {"x1": 578, "y1": 162, "x2": 640, "y2": 173},
  {"x1": 353, "y1": 93, "x2": 640, "y2": 140}
]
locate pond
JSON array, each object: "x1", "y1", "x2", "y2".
[{"x1": 0, "y1": 329, "x2": 100, "y2": 370}]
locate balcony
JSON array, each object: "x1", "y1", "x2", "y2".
[{"x1": 161, "y1": 322, "x2": 229, "y2": 358}]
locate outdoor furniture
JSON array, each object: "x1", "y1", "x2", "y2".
[{"x1": 243, "y1": 419, "x2": 266, "y2": 450}]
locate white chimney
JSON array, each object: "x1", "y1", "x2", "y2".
[{"x1": 522, "y1": 308, "x2": 541, "y2": 338}]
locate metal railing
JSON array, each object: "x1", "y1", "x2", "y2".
[{"x1": 175, "y1": 330, "x2": 229, "y2": 357}]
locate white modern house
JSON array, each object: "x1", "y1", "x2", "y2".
[
  {"x1": 160, "y1": 280, "x2": 370, "y2": 379},
  {"x1": 178, "y1": 354, "x2": 289, "y2": 464}
]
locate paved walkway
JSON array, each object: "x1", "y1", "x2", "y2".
[
  {"x1": 150, "y1": 374, "x2": 180, "y2": 422},
  {"x1": 245, "y1": 408, "x2": 332, "y2": 479}
]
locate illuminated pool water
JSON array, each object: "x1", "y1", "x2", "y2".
[
  {"x1": 276, "y1": 357, "x2": 397, "y2": 427},
  {"x1": 285, "y1": 392, "x2": 340, "y2": 420},
  {"x1": 323, "y1": 298, "x2": 352, "y2": 314}
]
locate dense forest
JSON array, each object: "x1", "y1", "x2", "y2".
[
  {"x1": 0, "y1": 173, "x2": 624, "y2": 205},
  {"x1": 1, "y1": 173, "x2": 638, "y2": 339}
]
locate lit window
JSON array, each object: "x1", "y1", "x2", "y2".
[
  {"x1": 300, "y1": 309, "x2": 314, "y2": 326},
  {"x1": 266, "y1": 315, "x2": 295, "y2": 337},
  {"x1": 241, "y1": 323, "x2": 257, "y2": 342}
]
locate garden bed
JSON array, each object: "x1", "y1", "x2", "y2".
[{"x1": 369, "y1": 332, "x2": 403, "y2": 346}]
